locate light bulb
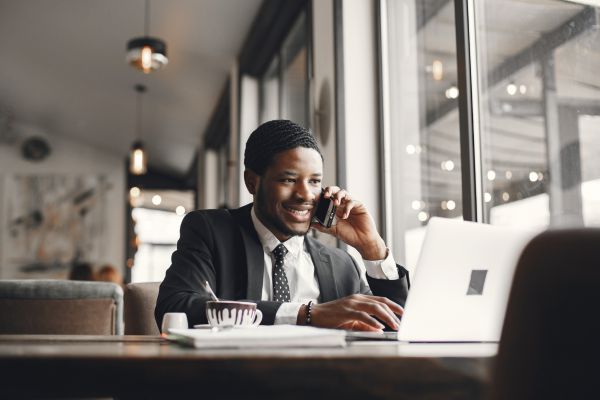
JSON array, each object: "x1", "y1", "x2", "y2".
[
  {"x1": 529, "y1": 171, "x2": 539, "y2": 182},
  {"x1": 507, "y1": 83, "x2": 517, "y2": 96},
  {"x1": 432, "y1": 60, "x2": 443, "y2": 81},
  {"x1": 445, "y1": 86, "x2": 459, "y2": 99},
  {"x1": 131, "y1": 148, "x2": 147, "y2": 175},
  {"x1": 129, "y1": 187, "x2": 141, "y2": 198},
  {"x1": 141, "y1": 46, "x2": 153, "y2": 73}
]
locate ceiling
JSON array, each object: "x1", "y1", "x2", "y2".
[{"x1": 0, "y1": 0, "x2": 262, "y2": 176}]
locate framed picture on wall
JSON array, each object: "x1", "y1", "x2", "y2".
[{"x1": 1, "y1": 174, "x2": 112, "y2": 279}]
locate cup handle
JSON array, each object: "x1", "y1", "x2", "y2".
[{"x1": 251, "y1": 309, "x2": 263, "y2": 327}]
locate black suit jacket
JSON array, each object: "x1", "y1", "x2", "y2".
[{"x1": 155, "y1": 204, "x2": 410, "y2": 327}]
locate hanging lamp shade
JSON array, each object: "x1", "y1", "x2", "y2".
[
  {"x1": 126, "y1": 0, "x2": 168, "y2": 74},
  {"x1": 126, "y1": 37, "x2": 168, "y2": 73}
]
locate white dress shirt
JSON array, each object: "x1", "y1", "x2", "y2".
[{"x1": 250, "y1": 206, "x2": 399, "y2": 324}]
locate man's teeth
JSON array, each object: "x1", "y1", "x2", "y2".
[{"x1": 285, "y1": 207, "x2": 309, "y2": 215}]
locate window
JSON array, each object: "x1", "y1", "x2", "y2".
[
  {"x1": 382, "y1": 0, "x2": 460, "y2": 270},
  {"x1": 260, "y1": 56, "x2": 281, "y2": 123},
  {"x1": 130, "y1": 190, "x2": 194, "y2": 282},
  {"x1": 382, "y1": 0, "x2": 600, "y2": 270},
  {"x1": 281, "y1": 11, "x2": 309, "y2": 127},
  {"x1": 258, "y1": 11, "x2": 309, "y2": 127},
  {"x1": 473, "y1": 0, "x2": 600, "y2": 228}
]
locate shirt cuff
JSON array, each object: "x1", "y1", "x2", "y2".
[
  {"x1": 363, "y1": 249, "x2": 400, "y2": 280},
  {"x1": 273, "y1": 302, "x2": 304, "y2": 325}
]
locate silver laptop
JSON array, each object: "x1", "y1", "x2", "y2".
[{"x1": 397, "y1": 217, "x2": 538, "y2": 343}]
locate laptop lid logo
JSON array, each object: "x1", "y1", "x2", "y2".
[{"x1": 467, "y1": 269, "x2": 488, "y2": 295}]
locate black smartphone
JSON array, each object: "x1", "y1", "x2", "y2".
[{"x1": 313, "y1": 190, "x2": 337, "y2": 228}]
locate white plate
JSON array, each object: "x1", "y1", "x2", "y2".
[{"x1": 192, "y1": 324, "x2": 256, "y2": 329}]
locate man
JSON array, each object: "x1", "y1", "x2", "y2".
[{"x1": 155, "y1": 120, "x2": 409, "y2": 331}]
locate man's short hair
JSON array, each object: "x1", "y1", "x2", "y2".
[{"x1": 244, "y1": 120, "x2": 323, "y2": 175}]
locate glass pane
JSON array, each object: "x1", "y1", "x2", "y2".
[
  {"x1": 386, "y1": 0, "x2": 460, "y2": 271},
  {"x1": 281, "y1": 11, "x2": 308, "y2": 127},
  {"x1": 475, "y1": 0, "x2": 600, "y2": 228},
  {"x1": 260, "y1": 56, "x2": 280, "y2": 124},
  {"x1": 130, "y1": 190, "x2": 194, "y2": 283}
]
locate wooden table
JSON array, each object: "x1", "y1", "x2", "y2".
[{"x1": 0, "y1": 335, "x2": 495, "y2": 399}]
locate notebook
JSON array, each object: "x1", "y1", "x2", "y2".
[{"x1": 168, "y1": 325, "x2": 347, "y2": 349}]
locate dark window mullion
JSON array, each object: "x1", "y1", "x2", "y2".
[{"x1": 454, "y1": 0, "x2": 482, "y2": 222}]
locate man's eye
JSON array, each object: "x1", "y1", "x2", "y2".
[
  {"x1": 281, "y1": 179, "x2": 295, "y2": 183},
  {"x1": 310, "y1": 179, "x2": 322, "y2": 185}
]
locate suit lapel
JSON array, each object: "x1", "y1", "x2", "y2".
[
  {"x1": 231, "y1": 205, "x2": 264, "y2": 300},
  {"x1": 306, "y1": 237, "x2": 339, "y2": 302}
]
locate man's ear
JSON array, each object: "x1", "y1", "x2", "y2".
[{"x1": 244, "y1": 169, "x2": 259, "y2": 195}]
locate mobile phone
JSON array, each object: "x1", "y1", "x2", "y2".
[{"x1": 313, "y1": 191, "x2": 337, "y2": 228}]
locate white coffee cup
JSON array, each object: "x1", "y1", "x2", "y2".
[
  {"x1": 206, "y1": 301, "x2": 263, "y2": 328},
  {"x1": 161, "y1": 312, "x2": 189, "y2": 334}
]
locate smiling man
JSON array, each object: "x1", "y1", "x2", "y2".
[{"x1": 155, "y1": 120, "x2": 409, "y2": 331}]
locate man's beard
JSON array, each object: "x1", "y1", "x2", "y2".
[{"x1": 255, "y1": 182, "x2": 311, "y2": 238}]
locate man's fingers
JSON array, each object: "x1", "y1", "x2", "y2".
[
  {"x1": 340, "y1": 320, "x2": 383, "y2": 332},
  {"x1": 322, "y1": 186, "x2": 341, "y2": 198},
  {"x1": 362, "y1": 295, "x2": 404, "y2": 316},
  {"x1": 348, "y1": 310, "x2": 385, "y2": 330},
  {"x1": 355, "y1": 301, "x2": 399, "y2": 330},
  {"x1": 331, "y1": 190, "x2": 348, "y2": 206},
  {"x1": 375, "y1": 297, "x2": 404, "y2": 317},
  {"x1": 338, "y1": 199, "x2": 356, "y2": 219}
]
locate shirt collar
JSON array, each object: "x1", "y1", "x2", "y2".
[{"x1": 251, "y1": 205, "x2": 305, "y2": 257}]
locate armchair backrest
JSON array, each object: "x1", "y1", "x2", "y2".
[
  {"x1": 0, "y1": 279, "x2": 124, "y2": 335},
  {"x1": 492, "y1": 229, "x2": 600, "y2": 399},
  {"x1": 124, "y1": 282, "x2": 160, "y2": 335}
]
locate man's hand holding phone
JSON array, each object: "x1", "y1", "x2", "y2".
[{"x1": 311, "y1": 186, "x2": 387, "y2": 261}]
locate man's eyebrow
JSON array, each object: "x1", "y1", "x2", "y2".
[{"x1": 279, "y1": 171, "x2": 323, "y2": 177}]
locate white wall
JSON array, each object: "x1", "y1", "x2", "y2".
[
  {"x1": 341, "y1": 1, "x2": 381, "y2": 227},
  {"x1": 202, "y1": 149, "x2": 219, "y2": 209},
  {"x1": 228, "y1": 62, "x2": 241, "y2": 208},
  {"x1": 311, "y1": 0, "x2": 339, "y2": 248},
  {"x1": 312, "y1": 0, "x2": 338, "y2": 188},
  {"x1": 339, "y1": 1, "x2": 384, "y2": 265},
  {"x1": 0, "y1": 126, "x2": 125, "y2": 279},
  {"x1": 238, "y1": 75, "x2": 259, "y2": 207}
]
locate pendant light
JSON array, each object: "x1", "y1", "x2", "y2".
[
  {"x1": 126, "y1": 0, "x2": 168, "y2": 73},
  {"x1": 130, "y1": 84, "x2": 148, "y2": 175}
]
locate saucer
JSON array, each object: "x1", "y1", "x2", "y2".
[{"x1": 193, "y1": 324, "x2": 255, "y2": 329}]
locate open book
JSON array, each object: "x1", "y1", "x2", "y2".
[{"x1": 168, "y1": 325, "x2": 347, "y2": 349}]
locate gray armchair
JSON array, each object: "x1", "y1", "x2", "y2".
[
  {"x1": 0, "y1": 279, "x2": 123, "y2": 335},
  {"x1": 124, "y1": 282, "x2": 161, "y2": 335}
]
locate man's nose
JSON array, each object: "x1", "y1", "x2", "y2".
[{"x1": 295, "y1": 182, "x2": 317, "y2": 202}]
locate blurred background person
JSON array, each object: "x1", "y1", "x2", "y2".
[
  {"x1": 68, "y1": 262, "x2": 94, "y2": 281},
  {"x1": 95, "y1": 264, "x2": 123, "y2": 286}
]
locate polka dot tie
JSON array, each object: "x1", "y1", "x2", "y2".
[{"x1": 272, "y1": 244, "x2": 291, "y2": 302}]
